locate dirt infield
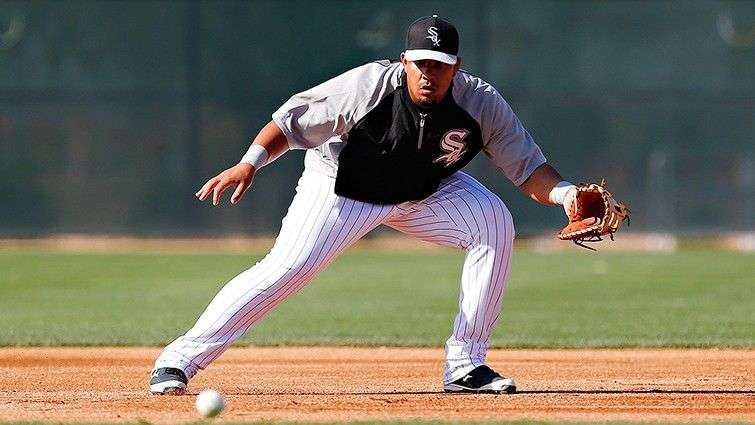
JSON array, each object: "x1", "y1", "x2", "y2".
[{"x1": 0, "y1": 347, "x2": 752, "y2": 423}]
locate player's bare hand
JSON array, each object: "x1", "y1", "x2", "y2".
[{"x1": 195, "y1": 163, "x2": 255, "y2": 206}]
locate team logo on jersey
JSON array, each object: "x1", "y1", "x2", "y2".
[
  {"x1": 426, "y1": 27, "x2": 441, "y2": 46},
  {"x1": 433, "y1": 129, "x2": 469, "y2": 167}
]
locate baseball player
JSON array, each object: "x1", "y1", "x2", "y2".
[{"x1": 149, "y1": 15, "x2": 595, "y2": 395}]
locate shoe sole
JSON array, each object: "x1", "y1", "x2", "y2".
[
  {"x1": 443, "y1": 385, "x2": 516, "y2": 394},
  {"x1": 444, "y1": 378, "x2": 517, "y2": 394},
  {"x1": 150, "y1": 380, "x2": 187, "y2": 395}
]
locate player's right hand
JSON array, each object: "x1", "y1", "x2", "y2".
[{"x1": 195, "y1": 163, "x2": 255, "y2": 206}]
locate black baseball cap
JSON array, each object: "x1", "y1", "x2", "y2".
[{"x1": 404, "y1": 15, "x2": 459, "y2": 65}]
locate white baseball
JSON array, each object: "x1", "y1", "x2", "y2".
[{"x1": 195, "y1": 389, "x2": 225, "y2": 418}]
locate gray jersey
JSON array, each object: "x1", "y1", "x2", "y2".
[{"x1": 272, "y1": 60, "x2": 546, "y2": 186}]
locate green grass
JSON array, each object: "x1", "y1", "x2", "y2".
[{"x1": 0, "y1": 249, "x2": 752, "y2": 347}]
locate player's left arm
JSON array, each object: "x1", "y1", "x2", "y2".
[
  {"x1": 510, "y1": 136, "x2": 630, "y2": 247},
  {"x1": 517, "y1": 163, "x2": 573, "y2": 207}
]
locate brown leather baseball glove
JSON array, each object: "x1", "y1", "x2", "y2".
[{"x1": 557, "y1": 180, "x2": 630, "y2": 250}]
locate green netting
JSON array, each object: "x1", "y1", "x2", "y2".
[{"x1": 1, "y1": 0, "x2": 753, "y2": 235}]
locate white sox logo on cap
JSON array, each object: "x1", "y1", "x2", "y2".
[
  {"x1": 405, "y1": 15, "x2": 458, "y2": 65},
  {"x1": 426, "y1": 26, "x2": 441, "y2": 46},
  {"x1": 434, "y1": 129, "x2": 469, "y2": 167}
]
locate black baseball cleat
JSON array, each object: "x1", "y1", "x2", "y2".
[
  {"x1": 443, "y1": 365, "x2": 517, "y2": 394},
  {"x1": 149, "y1": 367, "x2": 188, "y2": 395}
]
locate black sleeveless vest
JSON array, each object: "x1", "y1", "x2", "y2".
[{"x1": 335, "y1": 76, "x2": 483, "y2": 204}]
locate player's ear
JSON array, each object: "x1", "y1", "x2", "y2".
[
  {"x1": 399, "y1": 52, "x2": 407, "y2": 65},
  {"x1": 454, "y1": 56, "x2": 462, "y2": 72}
]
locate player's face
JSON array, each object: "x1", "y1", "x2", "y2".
[{"x1": 400, "y1": 54, "x2": 461, "y2": 108}]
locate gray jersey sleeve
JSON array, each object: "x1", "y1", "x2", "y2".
[
  {"x1": 272, "y1": 61, "x2": 402, "y2": 150},
  {"x1": 453, "y1": 72, "x2": 547, "y2": 186},
  {"x1": 482, "y1": 94, "x2": 546, "y2": 186}
]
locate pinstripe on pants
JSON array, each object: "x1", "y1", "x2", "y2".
[{"x1": 154, "y1": 168, "x2": 515, "y2": 384}]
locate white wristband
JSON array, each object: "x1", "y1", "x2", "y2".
[
  {"x1": 549, "y1": 180, "x2": 576, "y2": 205},
  {"x1": 239, "y1": 144, "x2": 269, "y2": 170}
]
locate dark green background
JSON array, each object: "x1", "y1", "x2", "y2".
[{"x1": 1, "y1": 1, "x2": 753, "y2": 235}]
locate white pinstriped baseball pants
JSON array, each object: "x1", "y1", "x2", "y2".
[{"x1": 155, "y1": 167, "x2": 515, "y2": 384}]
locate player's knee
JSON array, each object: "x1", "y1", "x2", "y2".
[
  {"x1": 480, "y1": 195, "x2": 515, "y2": 245},
  {"x1": 499, "y1": 200, "x2": 515, "y2": 241}
]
